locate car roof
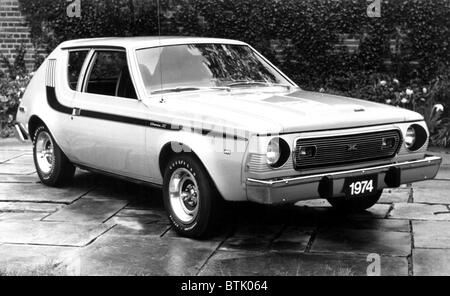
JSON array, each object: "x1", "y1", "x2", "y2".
[{"x1": 59, "y1": 36, "x2": 247, "y2": 50}]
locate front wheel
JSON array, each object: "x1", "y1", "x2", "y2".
[
  {"x1": 163, "y1": 154, "x2": 223, "y2": 238},
  {"x1": 326, "y1": 190, "x2": 383, "y2": 212}
]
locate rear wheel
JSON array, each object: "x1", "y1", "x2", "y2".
[
  {"x1": 163, "y1": 154, "x2": 223, "y2": 238},
  {"x1": 326, "y1": 190, "x2": 383, "y2": 212},
  {"x1": 33, "y1": 125, "x2": 75, "y2": 187}
]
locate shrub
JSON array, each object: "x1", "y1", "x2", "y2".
[
  {"x1": 18, "y1": 0, "x2": 449, "y2": 86},
  {"x1": 8, "y1": 0, "x2": 450, "y2": 146},
  {"x1": 0, "y1": 46, "x2": 33, "y2": 138}
]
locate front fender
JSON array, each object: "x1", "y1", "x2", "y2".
[{"x1": 151, "y1": 128, "x2": 249, "y2": 202}]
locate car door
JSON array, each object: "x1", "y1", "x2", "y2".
[{"x1": 69, "y1": 48, "x2": 149, "y2": 180}]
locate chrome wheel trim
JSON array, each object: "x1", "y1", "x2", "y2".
[
  {"x1": 35, "y1": 131, "x2": 55, "y2": 175},
  {"x1": 169, "y1": 168, "x2": 200, "y2": 223}
]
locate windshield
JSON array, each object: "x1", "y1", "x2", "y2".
[{"x1": 135, "y1": 43, "x2": 292, "y2": 95}]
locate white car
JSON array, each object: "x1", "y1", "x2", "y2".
[{"x1": 15, "y1": 37, "x2": 441, "y2": 237}]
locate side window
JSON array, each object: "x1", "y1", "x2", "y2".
[
  {"x1": 85, "y1": 50, "x2": 137, "y2": 99},
  {"x1": 67, "y1": 50, "x2": 89, "y2": 90}
]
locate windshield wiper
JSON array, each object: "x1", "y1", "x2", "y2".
[
  {"x1": 151, "y1": 86, "x2": 230, "y2": 95},
  {"x1": 151, "y1": 87, "x2": 200, "y2": 94},
  {"x1": 225, "y1": 81, "x2": 291, "y2": 89}
]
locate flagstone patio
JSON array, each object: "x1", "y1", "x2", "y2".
[{"x1": 0, "y1": 138, "x2": 449, "y2": 276}]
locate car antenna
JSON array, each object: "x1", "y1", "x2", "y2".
[{"x1": 156, "y1": 0, "x2": 164, "y2": 98}]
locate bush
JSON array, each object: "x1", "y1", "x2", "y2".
[
  {"x1": 18, "y1": 0, "x2": 449, "y2": 85},
  {"x1": 10, "y1": 0, "x2": 450, "y2": 146},
  {"x1": 0, "y1": 46, "x2": 33, "y2": 138}
]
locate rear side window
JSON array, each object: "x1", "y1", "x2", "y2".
[
  {"x1": 85, "y1": 50, "x2": 137, "y2": 99},
  {"x1": 67, "y1": 50, "x2": 89, "y2": 90}
]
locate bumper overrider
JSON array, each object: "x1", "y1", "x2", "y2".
[{"x1": 246, "y1": 155, "x2": 442, "y2": 204}]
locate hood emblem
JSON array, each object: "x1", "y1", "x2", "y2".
[
  {"x1": 354, "y1": 108, "x2": 365, "y2": 112},
  {"x1": 347, "y1": 144, "x2": 358, "y2": 151}
]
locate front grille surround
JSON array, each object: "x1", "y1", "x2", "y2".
[{"x1": 294, "y1": 129, "x2": 402, "y2": 170}]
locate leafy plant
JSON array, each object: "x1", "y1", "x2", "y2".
[
  {"x1": 0, "y1": 46, "x2": 33, "y2": 138},
  {"x1": 7, "y1": 0, "x2": 450, "y2": 146}
]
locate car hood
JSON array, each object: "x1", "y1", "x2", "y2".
[{"x1": 147, "y1": 88, "x2": 423, "y2": 135}]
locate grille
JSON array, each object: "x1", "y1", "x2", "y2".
[{"x1": 294, "y1": 130, "x2": 401, "y2": 170}]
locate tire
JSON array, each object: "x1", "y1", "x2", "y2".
[
  {"x1": 326, "y1": 190, "x2": 383, "y2": 212},
  {"x1": 163, "y1": 154, "x2": 223, "y2": 238},
  {"x1": 33, "y1": 125, "x2": 75, "y2": 187}
]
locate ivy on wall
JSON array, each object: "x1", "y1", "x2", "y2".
[
  {"x1": 1, "y1": 0, "x2": 448, "y2": 145},
  {"x1": 17, "y1": 0, "x2": 449, "y2": 89}
]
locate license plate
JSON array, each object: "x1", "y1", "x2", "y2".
[{"x1": 343, "y1": 174, "x2": 378, "y2": 197}]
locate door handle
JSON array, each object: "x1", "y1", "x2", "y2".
[{"x1": 72, "y1": 108, "x2": 81, "y2": 116}]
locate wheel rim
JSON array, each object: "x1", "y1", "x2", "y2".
[
  {"x1": 169, "y1": 168, "x2": 200, "y2": 223},
  {"x1": 35, "y1": 131, "x2": 55, "y2": 174}
]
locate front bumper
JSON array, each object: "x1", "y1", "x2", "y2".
[
  {"x1": 246, "y1": 155, "x2": 442, "y2": 204},
  {"x1": 14, "y1": 122, "x2": 29, "y2": 142}
]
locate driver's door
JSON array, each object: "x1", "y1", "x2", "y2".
[{"x1": 69, "y1": 49, "x2": 149, "y2": 180}]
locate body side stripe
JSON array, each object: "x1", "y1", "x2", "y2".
[{"x1": 46, "y1": 86, "x2": 180, "y2": 130}]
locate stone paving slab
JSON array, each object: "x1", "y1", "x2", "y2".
[
  {"x1": 219, "y1": 224, "x2": 286, "y2": 252},
  {"x1": 295, "y1": 199, "x2": 331, "y2": 208},
  {"x1": 0, "y1": 244, "x2": 79, "y2": 276},
  {"x1": 44, "y1": 197, "x2": 129, "y2": 223},
  {"x1": 0, "y1": 139, "x2": 32, "y2": 152},
  {"x1": 270, "y1": 225, "x2": 314, "y2": 253},
  {"x1": 83, "y1": 188, "x2": 139, "y2": 201},
  {"x1": 379, "y1": 188, "x2": 411, "y2": 204},
  {"x1": 413, "y1": 249, "x2": 450, "y2": 276},
  {"x1": 0, "y1": 138, "x2": 448, "y2": 276},
  {"x1": 0, "y1": 163, "x2": 35, "y2": 175},
  {"x1": 3, "y1": 154, "x2": 34, "y2": 164},
  {"x1": 388, "y1": 203, "x2": 450, "y2": 221},
  {"x1": 233, "y1": 224, "x2": 285, "y2": 238},
  {"x1": 0, "y1": 221, "x2": 112, "y2": 247},
  {"x1": 220, "y1": 236, "x2": 272, "y2": 252},
  {"x1": 81, "y1": 181, "x2": 155, "y2": 201},
  {"x1": 116, "y1": 208, "x2": 169, "y2": 224},
  {"x1": 199, "y1": 251, "x2": 408, "y2": 276},
  {"x1": 163, "y1": 227, "x2": 230, "y2": 242},
  {"x1": 332, "y1": 218, "x2": 410, "y2": 232},
  {"x1": 346, "y1": 203, "x2": 392, "y2": 219},
  {"x1": 0, "y1": 151, "x2": 24, "y2": 163},
  {"x1": 412, "y1": 180, "x2": 450, "y2": 204},
  {"x1": 311, "y1": 227, "x2": 411, "y2": 256},
  {"x1": 108, "y1": 216, "x2": 170, "y2": 236},
  {"x1": 0, "y1": 212, "x2": 49, "y2": 221},
  {"x1": 435, "y1": 165, "x2": 450, "y2": 180},
  {"x1": 72, "y1": 234, "x2": 220, "y2": 275},
  {"x1": 0, "y1": 183, "x2": 90, "y2": 204},
  {"x1": 0, "y1": 174, "x2": 39, "y2": 183},
  {"x1": 412, "y1": 221, "x2": 450, "y2": 249},
  {"x1": 0, "y1": 201, "x2": 63, "y2": 213}
]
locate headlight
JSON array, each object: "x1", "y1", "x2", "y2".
[
  {"x1": 266, "y1": 138, "x2": 281, "y2": 165},
  {"x1": 405, "y1": 124, "x2": 428, "y2": 151},
  {"x1": 266, "y1": 137, "x2": 290, "y2": 168},
  {"x1": 405, "y1": 126, "x2": 416, "y2": 149}
]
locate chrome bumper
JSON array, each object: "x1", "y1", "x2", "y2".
[
  {"x1": 14, "y1": 123, "x2": 29, "y2": 142},
  {"x1": 246, "y1": 155, "x2": 442, "y2": 204}
]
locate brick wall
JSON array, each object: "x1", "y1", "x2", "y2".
[{"x1": 0, "y1": 0, "x2": 37, "y2": 74}]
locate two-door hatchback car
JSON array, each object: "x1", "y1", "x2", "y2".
[{"x1": 15, "y1": 37, "x2": 442, "y2": 237}]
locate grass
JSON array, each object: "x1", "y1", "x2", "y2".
[{"x1": 0, "y1": 260, "x2": 68, "y2": 276}]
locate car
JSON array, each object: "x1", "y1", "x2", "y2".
[{"x1": 14, "y1": 36, "x2": 442, "y2": 238}]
